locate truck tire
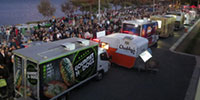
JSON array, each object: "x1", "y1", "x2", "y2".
[
  {"x1": 96, "y1": 71, "x2": 104, "y2": 81},
  {"x1": 152, "y1": 42, "x2": 158, "y2": 48}
]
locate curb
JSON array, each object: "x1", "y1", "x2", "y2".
[
  {"x1": 184, "y1": 56, "x2": 200, "y2": 100},
  {"x1": 169, "y1": 18, "x2": 200, "y2": 51},
  {"x1": 194, "y1": 57, "x2": 200, "y2": 100},
  {"x1": 167, "y1": 18, "x2": 200, "y2": 100}
]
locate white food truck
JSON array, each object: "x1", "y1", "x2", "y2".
[
  {"x1": 184, "y1": 12, "x2": 193, "y2": 25},
  {"x1": 96, "y1": 33, "x2": 152, "y2": 69},
  {"x1": 189, "y1": 10, "x2": 197, "y2": 21},
  {"x1": 13, "y1": 38, "x2": 110, "y2": 100},
  {"x1": 166, "y1": 11, "x2": 185, "y2": 30}
]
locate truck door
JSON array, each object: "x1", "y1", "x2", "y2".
[
  {"x1": 97, "y1": 48, "x2": 110, "y2": 73},
  {"x1": 26, "y1": 60, "x2": 39, "y2": 99}
]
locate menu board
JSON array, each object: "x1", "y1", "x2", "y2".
[{"x1": 139, "y1": 50, "x2": 152, "y2": 62}]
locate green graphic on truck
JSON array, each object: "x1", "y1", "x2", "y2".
[{"x1": 39, "y1": 46, "x2": 97, "y2": 99}]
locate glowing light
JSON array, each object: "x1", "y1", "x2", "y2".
[
  {"x1": 92, "y1": 39, "x2": 100, "y2": 43},
  {"x1": 101, "y1": 42, "x2": 109, "y2": 50}
]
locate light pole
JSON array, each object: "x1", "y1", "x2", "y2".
[
  {"x1": 153, "y1": 0, "x2": 155, "y2": 12},
  {"x1": 98, "y1": 0, "x2": 101, "y2": 24}
]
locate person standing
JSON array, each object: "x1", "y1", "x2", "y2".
[
  {"x1": 0, "y1": 64, "x2": 9, "y2": 99},
  {"x1": 6, "y1": 28, "x2": 10, "y2": 42},
  {"x1": 0, "y1": 48, "x2": 6, "y2": 65}
]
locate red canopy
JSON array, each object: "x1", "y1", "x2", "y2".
[{"x1": 190, "y1": 5, "x2": 197, "y2": 8}]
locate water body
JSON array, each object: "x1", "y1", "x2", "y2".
[{"x1": 0, "y1": 0, "x2": 67, "y2": 25}]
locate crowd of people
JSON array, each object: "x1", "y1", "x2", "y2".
[{"x1": 0, "y1": 4, "x2": 182, "y2": 99}]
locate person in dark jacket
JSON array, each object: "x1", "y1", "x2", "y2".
[
  {"x1": 0, "y1": 48, "x2": 6, "y2": 65},
  {"x1": 0, "y1": 64, "x2": 9, "y2": 99}
]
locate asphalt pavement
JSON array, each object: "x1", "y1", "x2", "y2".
[
  {"x1": 157, "y1": 29, "x2": 185, "y2": 49},
  {"x1": 68, "y1": 19, "x2": 200, "y2": 100},
  {"x1": 69, "y1": 48, "x2": 196, "y2": 100}
]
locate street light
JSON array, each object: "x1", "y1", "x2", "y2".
[{"x1": 153, "y1": 0, "x2": 155, "y2": 12}]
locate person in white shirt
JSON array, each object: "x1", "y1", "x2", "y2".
[{"x1": 5, "y1": 29, "x2": 10, "y2": 42}]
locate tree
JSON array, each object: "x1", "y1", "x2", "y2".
[
  {"x1": 61, "y1": 1, "x2": 76, "y2": 15},
  {"x1": 110, "y1": 0, "x2": 121, "y2": 9},
  {"x1": 70, "y1": 0, "x2": 111, "y2": 13},
  {"x1": 110, "y1": 0, "x2": 138, "y2": 8},
  {"x1": 138, "y1": 0, "x2": 152, "y2": 5},
  {"x1": 37, "y1": 0, "x2": 56, "y2": 18}
]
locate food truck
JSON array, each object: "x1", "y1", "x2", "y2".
[
  {"x1": 189, "y1": 10, "x2": 197, "y2": 21},
  {"x1": 166, "y1": 11, "x2": 185, "y2": 30},
  {"x1": 121, "y1": 19, "x2": 158, "y2": 46},
  {"x1": 97, "y1": 33, "x2": 152, "y2": 69},
  {"x1": 150, "y1": 15, "x2": 176, "y2": 37},
  {"x1": 184, "y1": 12, "x2": 193, "y2": 25},
  {"x1": 15, "y1": 24, "x2": 37, "y2": 35},
  {"x1": 13, "y1": 38, "x2": 110, "y2": 100}
]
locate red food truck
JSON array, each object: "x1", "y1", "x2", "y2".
[{"x1": 121, "y1": 19, "x2": 159, "y2": 46}]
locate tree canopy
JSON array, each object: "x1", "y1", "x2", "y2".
[
  {"x1": 70, "y1": 0, "x2": 111, "y2": 13},
  {"x1": 37, "y1": 0, "x2": 56, "y2": 18},
  {"x1": 61, "y1": 1, "x2": 77, "y2": 15}
]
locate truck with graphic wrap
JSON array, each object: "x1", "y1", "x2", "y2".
[
  {"x1": 121, "y1": 19, "x2": 159, "y2": 46},
  {"x1": 13, "y1": 38, "x2": 110, "y2": 100}
]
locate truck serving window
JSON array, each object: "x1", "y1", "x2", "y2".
[
  {"x1": 100, "y1": 52, "x2": 109, "y2": 60},
  {"x1": 122, "y1": 24, "x2": 140, "y2": 35}
]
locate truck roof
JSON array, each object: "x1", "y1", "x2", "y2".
[
  {"x1": 13, "y1": 38, "x2": 98, "y2": 63},
  {"x1": 123, "y1": 19, "x2": 157, "y2": 25},
  {"x1": 99, "y1": 33, "x2": 148, "y2": 57},
  {"x1": 101, "y1": 33, "x2": 148, "y2": 46},
  {"x1": 166, "y1": 11, "x2": 183, "y2": 16},
  {"x1": 151, "y1": 15, "x2": 174, "y2": 19}
]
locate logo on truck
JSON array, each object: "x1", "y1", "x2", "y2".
[
  {"x1": 119, "y1": 45, "x2": 135, "y2": 55},
  {"x1": 118, "y1": 36, "x2": 136, "y2": 55},
  {"x1": 73, "y1": 47, "x2": 97, "y2": 82},
  {"x1": 74, "y1": 52, "x2": 95, "y2": 77},
  {"x1": 40, "y1": 46, "x2": 97, "y2": 99}
]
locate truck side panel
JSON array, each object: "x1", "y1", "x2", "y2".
[
  {"x1": 14, "y1": 55, "x2": 39, "y2": 100},
  {"x1": 107, "y1": 47, "x2": 136, "y2": 68},
  {"x1": 14, "y1": 55, "x2": 24, "y2": 96},
  {"x1": 39, "y1": 46, "x2": 98, "y2": 100}
]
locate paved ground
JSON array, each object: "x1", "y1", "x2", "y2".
[
  {"x1": 68, "y1": 19, "x2": 200, "y2": 100},
  {"x1": 174, "y1": 19, "x2": 200, "y2": 56},
  {"x1": 157, "y1": 29, "x2": 186, "y2": 49},
  {"x1": 194, "y1": 57, "x2": 200, "y2": 100},
  {"x1": 69, "y1": 48, "x2": 196, "y2": 100}
]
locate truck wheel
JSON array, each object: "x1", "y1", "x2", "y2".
[
  {"x1": 96, "y1": 71, "x2": 104, "y2": 81},
  {"x1": 152, "y1": 42, "x2": 158, "y2": 48}
]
